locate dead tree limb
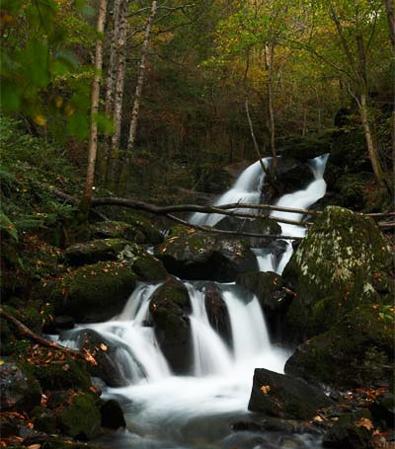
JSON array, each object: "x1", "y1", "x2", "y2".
[{"x1": 0, "y1": 307, "x2": 83, "y2": 359}]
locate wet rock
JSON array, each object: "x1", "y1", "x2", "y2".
[
  {"x1": 277, "y1": 133, "x2": 332, "y2": 162},
  {"x1": 68, "y1": 329, "x2": 141, "y2": 387},
  {"x1": 248, "y1": 368, "x2": 332, "y2": 420},
  {"x1": 194, "y1": 164, "x2": 233, "y2": 194},
  {"x1": 32, "y1": 406, "x2": 58, "y2": 434},
  {"x1": 57, "y1": 392, "x2": 101, "y2": 440},
  {"x1": 283, "y1": 206, "x2": 393, "y2": 338},
  {"x1": 204, "y1": 282, "x2": 232, "y2": 344},
  {"x1": 236, "y1": 271, "x2": 293, "y2": 340},
  {"x1": 149, "y1": 277, "x2": 192, "y2": 373},
  {"x1": 215, "y1": 216, "x2": 281, "y2": 247},
  {"x1": 273, "y1": 157, "x2": 315, "y2": 196},
  {"x1": 65, "y1": 238, "x2": 130, "y2": 266},
  {"x1": 47, "y1": 260, "x2": 137, "y2": 322},
  {"x1": 100, "y1": 399, "x2": 126, "y2": 429},
  {"x1": 0, "y1": 362, "x2": 42, "y2": 411},
  {"x1": 155, "y1": 228, "x2": 258, "y2": 282}
]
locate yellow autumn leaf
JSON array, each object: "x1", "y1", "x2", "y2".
[
  {"x1": 99, "y1": 343, "x2": 108, "y2": 351},
  {"x1": 356, "y1": 417, "x2": 374, "y2": 431},
  {"x1": 34, "y1": 115, "x2": 47, "y2": 126},
  {"x1": 54, "y1": 96, "x2": 64, "y2": 108},
  {"x1": 260, "y1": 385, "x2": 271, "y2": 395}
]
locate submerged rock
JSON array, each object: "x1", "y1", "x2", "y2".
[
  {"x1": 64, "y1": 238, "x2": 130, "y2": 266},
  {"x1": 149, "y1": 277, "x2": 192, "y2": 373},
  {"x1": 204, "y1": 282, "x2": 232, "y2": 344},
  {"x1": 283, "y1": 206, "x2": 393, "y2": 338},
  {"x1": 248, "y1": 368, "x2": 332, "y2": 420},
  {"x1": 155, "y1": 228, "x2": 258, "y2": 282},
  {"x1": 48, "y1": 260, "x2": 137, "y2": 322}
]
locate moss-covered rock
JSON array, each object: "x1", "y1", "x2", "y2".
[
  {"x1": 57, "y1": 392, "x2": 101, "y2": 440},
  {"x1": 284, "y1": 206, "x2": 393, "y2": 338},
  {"x1": 248, "y1": 368, "x2": 332, "y2": 420},
  {"x1": 48, "y1": 261, "x2": 137, "y2": 322},
  {"x1": 155, "y1": 228, "x2": 258, "y2": 282},
  {"x1": 64, "y1": 239, "x2": 130, "y2": 266},
  {"x1": 149, "y1": 277, "x2": 191, "y2": 373},
  {"x1": 322, "y1": 412, "x2": 372, "y2": 449},
  {"x1": 285, "y1": 304, "x2": 394, "y2": 387}
]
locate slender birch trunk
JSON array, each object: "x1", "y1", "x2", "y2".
[
  {"x1": 81, "y1": 0, "x2": 107, "y2": 210},
  {"x1": 111, "y1": 0, "x2": 129, "y2": 151},
  {"x1": 127, "y1": 0, "x2": 158, "y2": 154}
]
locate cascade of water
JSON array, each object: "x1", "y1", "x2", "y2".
[
  {"x1": 187, "y1": 284, "x2": 233, "y2": 376},
  {"x1": 190, "y1": 158, "x2": 269, "y2": 226}
]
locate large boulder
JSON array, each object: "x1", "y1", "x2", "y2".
[
  {"x1": 236, "y1": 271, "x2": 294, "y2": 340},
  {"x1": 283, "y1": 206, "x2": 393, "y2": 338},
  {"x1": 0, "y1": 362, "x2": 42, "y2": 411},
  {"x1": 285, "y1": 304, "x2": 394, "y2": 388},
  {"x1": 149, "y1": 277, "x2": 192, "y2": 373},
  {"x1": 47, "y1": 261, "x2": 137, "y2": 322},
  {"x1": 248, "y1": 368, "x2": 332, "y2": 420},
  {"x1": 64, "y1": 238, "x2": 130, "y2": 266},
  {"x1": 155, "y1": 228, "x2": 258, "y2": 282},
  {"x1": 204, "y1": 282, "x2": 232, "y2": 344}
]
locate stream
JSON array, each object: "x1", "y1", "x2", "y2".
[{"x1": 61, "y1": 155, "x2": 328, "y2": 449}]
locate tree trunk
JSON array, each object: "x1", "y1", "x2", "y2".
[
  {"x1": 127, "y1": 0, "x2": 158, "y2": 154},
  {"x1": 111, "y1": 0, "x2": 129, "y2": 151},
  {"x1": 383, "y1": 0, "x2": 395, "y2": 51},
  {"x1": 81, "y1": 0, "x2": 107, "y2": 210},
  {"x1": 359, "y1": 92, "x2": 388, "y2": 190},
  {"x1": 264, "y1": 44, "x2": 277, "y2": 170}
]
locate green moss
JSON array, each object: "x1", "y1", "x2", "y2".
[
  {"x1": 285, "y1": 206, "x2": 393, "y2": 337},
  {"x1": 58, "y1": 392, "x2": 101, "y2": 440},
  {"x1": 48, "y1": 261, "x2": 136, "y2": 322},
  {"x1": 64, "y1": 238, "x2": 130, "y2": 266}
]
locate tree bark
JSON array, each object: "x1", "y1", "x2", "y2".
[
  {"x1": 111, "y1": 0, "x2": 129, "y2": 151},
  {"x1": 127, "y1": 0, "x2": 158, "y2": 154},
  {"x1": 264, "y1": 43, "x2": 277, "y2": 170},
  {"x1": 82, "y1": 0, "x2": 107, "y2": 210}
]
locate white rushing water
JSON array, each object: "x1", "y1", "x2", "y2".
[{"x1": 61, "y1": 155, "x2": 328, "y2": 449}]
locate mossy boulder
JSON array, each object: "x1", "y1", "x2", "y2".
[
  {"x1": 64, "y1": 239, "x2": 130, "y2": 266},
  {"x1": 284, "y1": 206, "x2": 393, "y2": 338},
  {"x1": 149, "y1": 277, "x2": 191, "y2": 373},
  {"x1": 236, "y1": 271, "x2": 294, "y2": 340},
  {"x1": 0, "y1": 362, "x2": 42, "y2": 411},
  {"x1": 248, "y1": 368, "x2": 332, "y2": 420},
  {"x1": 285, "y1": 304, "x2": 394, "y2": 387},
  {"x1": 155, "y1": 228, "x2": 258, "y2": 282},
  {"x1": 57, "y1": 392, "x2": 101, "y2": 440},
  {"x1": 117, "y1": 243, "x2": 168, "y2": 283},
  {"x1": 48, "y1": 261, "x2": 137, "y2": 322}
]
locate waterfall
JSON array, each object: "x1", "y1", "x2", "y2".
[
  {"x1": 190, "y1": 158, "x2": 269, "y2": 226},
  {"x1": 59, "y1": 154, "x2": 328, "y2": 448}
]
